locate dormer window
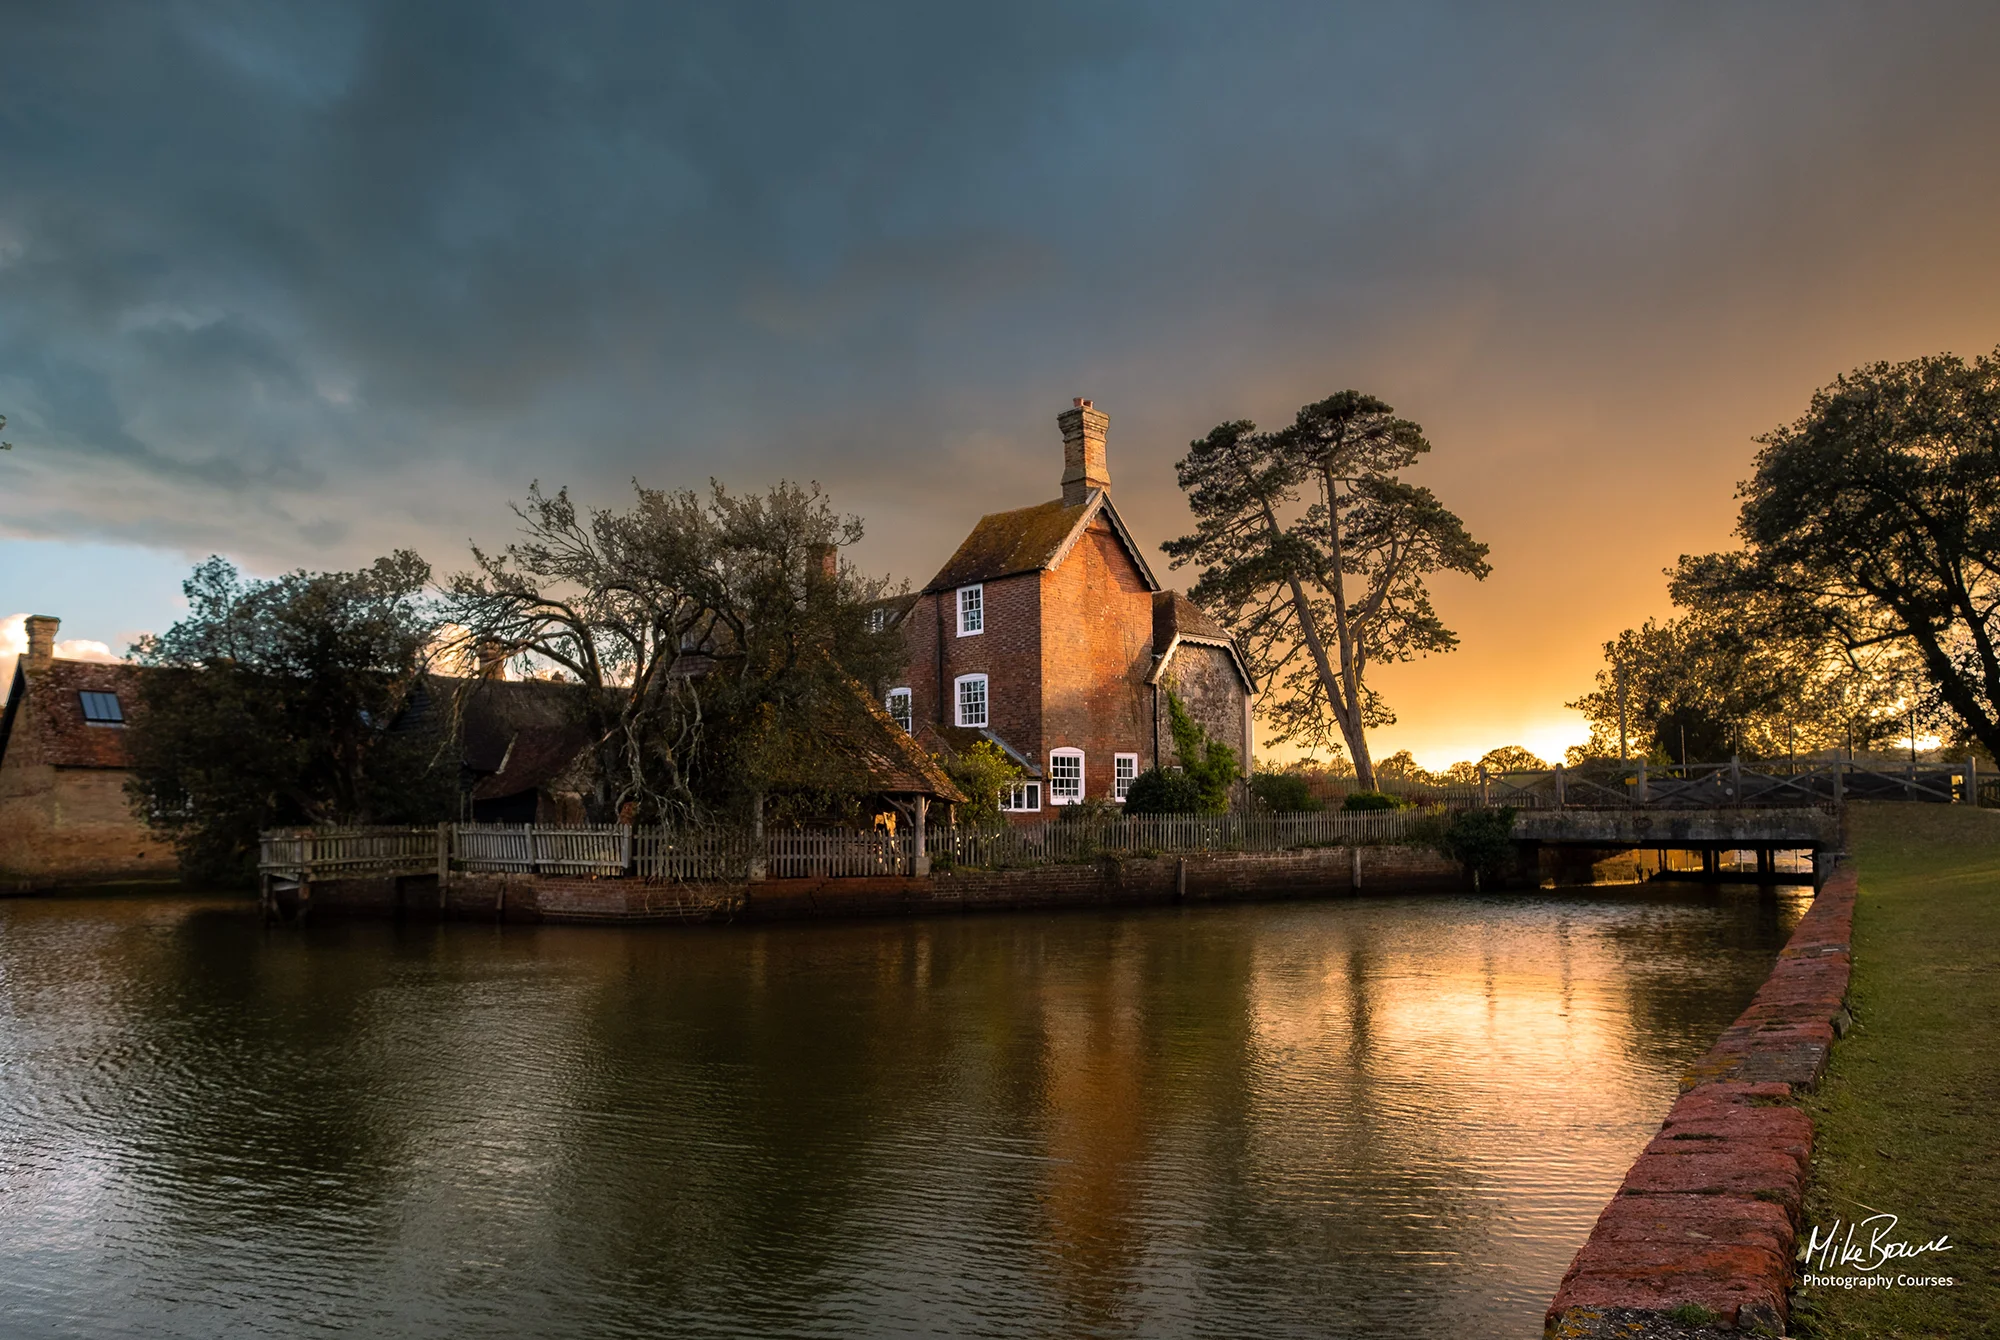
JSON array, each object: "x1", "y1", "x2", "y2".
[
  {"x1": 866, "y1": 607, "x2": 891, "y2": 633},
  {"x1": 956, "y1": 584, "x2": 983, "y2": 636},
  {"x1": 954, "y1": 673, "x2": 988, "y2": 728},
  {"x1": 79, "y1": 691, "x2": 125, "y2": 725},
  {"x1": 886, "y1": 687, "x2": 912, "y2": 733}
]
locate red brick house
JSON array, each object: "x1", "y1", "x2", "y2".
[
  {"x1": 0, "y1": 617, "x2": 175, "y2": 889},
  {"x1": 879, "y1": 400, "x2": 1253, "y2": 815}
]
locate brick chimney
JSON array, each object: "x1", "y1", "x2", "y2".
[
  {"x1": 1058, "y1": 397, "x2": 1110, "y2": 506},
  {"x1": 475, "y1": 638, "x2": 510, "y2": 681},
  {"x1": 23, "y1": 615, "x2": 58, "y2": 671}
]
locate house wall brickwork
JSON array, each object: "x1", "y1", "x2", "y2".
[
  {"x1": 1038, "y1": 517, "x2": 1159, "y2": 798},
  {"x1": 0, "y1": 660, "x2": 177, "y2": 890}
]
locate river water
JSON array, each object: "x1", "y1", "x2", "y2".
[{"x1": 0, "y1": 887, "x2": 1804, "y2": 1338}]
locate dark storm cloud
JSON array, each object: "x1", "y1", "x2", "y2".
[{"x1": 4, "y1": 0, "x2": 2000, "y2": 632}]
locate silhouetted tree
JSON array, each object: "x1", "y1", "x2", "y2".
[
  {"x1": 127, "y1": 553, "x2": 454, "y2": 883},
  {"x1": 1164, "y1": 392, "x2": 1491, "y2": 790},
  {"x1": 1668, "y1": 349, "x2": 2000, "y2": 762}
]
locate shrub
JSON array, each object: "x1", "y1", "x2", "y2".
[
  {"x1": 1125, "y1": 767, "x2": 1207, "y2": 814},
  {"x1": 1341, "y1": 790, "x2": 1403, "y2": 812},
  {"x1": 1250, "y1": 772, "x2": 1322, "y2": 813},
  {"x1": 1434, "y1": 806, "x2": 1518, "y2": 887}
]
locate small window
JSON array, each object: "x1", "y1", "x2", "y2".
[
  {"x1": 78, "y1": 691, "x2": 125, "y2": 725},
  {"x1": 1114, "y1": 753, "x2": 1138, "y2": 801},
  {"x1": 1049, "y1": 748, "x2": 1084, "y2": 804},
  {"x1": 886, "y1": 687, "x2": 912, "y2": 733},
  {"x1": 956, "y1": 584, "x2": 983, "y2": 636},
  {"x1": 954, "y1": 674, "x2": 988, "y2": 728},
  {"x1": 866, "y1": 607, "x2": 890, "y2": 633},
  {"x1": 1000, "y1": 781, "x2": 1041, "y2": 812}
]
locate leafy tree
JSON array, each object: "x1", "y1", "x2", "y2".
[
  {"x1": 941, "y1": 738, "x2": 1021, "y2": 827},
  {"x1": 446, "y1": 479, "x2": 903, "y2": 824},
  {"x1": 1666, "y1": 349, "x2": 2000, "y2": 762},
  {"x1": 1164, "y1": 392, "x2": 1491, "y2": 790},
  {"x1": 127, "y1": 553, "x2": 455, "y2": 883}
]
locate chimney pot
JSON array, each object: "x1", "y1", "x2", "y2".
[
  {"x1": 1057, "y1": 399, "x2": 1110, "y2": 506},
  {"x1": 23, "y1": 615, "x2": 59, "y2": 670}
]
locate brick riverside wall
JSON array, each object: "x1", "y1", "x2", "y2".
[
  {"x1": 284, "y1": 844, "x2": 1465, "y2": 924},
  {"x1": 1544, "y1": 865, "x2": 1858, "y2": 1338}
]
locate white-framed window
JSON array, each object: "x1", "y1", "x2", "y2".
[
  {"x1": 886, "y1": 687, "x2": 912, "y2": 733},
  {"x1": 1049, "y1": 748, "x2": 1084, "y2": 804},
  {"x1": 1114, "y1": 753, "x2": 1138, "y2": 801},
  {"x1": 1000, "y1": 781, "x2": 1041, "y2": 812},
  {"x1": 866, "y1": 607, "x2": 890, "y2": 633},
  {"x1": 956, "y1": 584, "x2": 984, "y2": 636},
  {"x1": 954, "y1": 673, "x2": 989, "y2": 728}
]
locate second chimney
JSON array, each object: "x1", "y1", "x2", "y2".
[
  {"x1": 1058, "y1": 398, "x2": 1110, "y2": 506},
  {"x1": 24, "y1": 615, "x2": 59, "y2": 671}
]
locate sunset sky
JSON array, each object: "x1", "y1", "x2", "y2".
[{"x1": 5, "y1": 2, "x2": 1999, "y2": 767}]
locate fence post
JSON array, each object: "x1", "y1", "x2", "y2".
[
  {"x1": 1730, "y1": 753, "x2": 1742, "y2": 806},
  {"x1": 436, "y1": 821, "x2": 450, "y2": 908},
  {"x1": 912, "y1": 797, "x2": 930, "y2": 876},
  {"x1": 748, "y1": 793, "x2": 768, "y2": 882},
  {"x1": 1969, "y1": 756, "x2": 1979, "y2": 807},
  {"x1": 1636, "y1": 759, "x2": 1649, "y2": 805},
  {"x1": 1554, "y1": 764, "x2": 1565, "y2": 809},
  {"x1": 1832, "y1": 760, "x2": 1844, "y2": 808}
]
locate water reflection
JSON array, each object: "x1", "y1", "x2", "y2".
[{"x1": 0, "y1": 887, "x2": 1804, "y2": 1338}]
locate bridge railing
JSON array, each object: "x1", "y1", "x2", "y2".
[{"x1": 1471, "y1": 759, "x2": 1975, "y2": 809}]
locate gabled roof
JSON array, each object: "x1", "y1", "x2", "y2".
[
  {"x1": 919, "y1": 722, "x2": 1042, "y2": 779},
  {"x1": 824, "y1": 686, "x2": 967, "y2": 802},
  {"x1": 923, "y1": 490, "x2": 1160, "y2": 594},
  {"x1": 1148, "y1": 590, "x2": 1255, "y2": 694},
  {"x1": 0, "y1": 660, "x2": 155, "y2": 771}
]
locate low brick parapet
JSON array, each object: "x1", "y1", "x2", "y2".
[{"x1": 1546, "y1": 867, "x2": 1857, "y2": 1336}]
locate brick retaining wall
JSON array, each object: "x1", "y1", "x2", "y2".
[
  {"x1": 1545, "y1": 865, "x2": 1857, "y2": 1337},
  {"x1": 285, "y1": 843, "x2": 1464, "y2": 924}
]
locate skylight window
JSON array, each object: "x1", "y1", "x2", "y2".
[{"x1": 79, "y1": 691, "x2": 125, "y2": 725}]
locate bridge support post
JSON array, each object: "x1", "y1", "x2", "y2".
[{"x1": 1702, "y1": 848, "x2": 1719, "y2": 879}]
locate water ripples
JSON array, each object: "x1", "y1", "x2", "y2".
[{"x1": 0, "y1": 888, "x2": 1805, "y2": 1338}]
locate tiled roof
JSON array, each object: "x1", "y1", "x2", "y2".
[
  {"x1": 923, "y1": 491, "x2": 1162, "y2": 594},
  {"x1": 924, "y1": 498, "x2": 1088, "y2": 591},
  {"x1": 821, "y1": 685, "x2": 966, "y2": 801},
  {"x1": 1152, "y1": 590, "x2": 1231, "y2": 649},
  {"x1": 0, "y1": 659, "x2": 155, "y2": 770},
  {"x1": 918, "y1": 722, "x2": 1041, "y2": 779}
]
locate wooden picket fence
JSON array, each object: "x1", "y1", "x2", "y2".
[{"x1": 259, "y1": 809, "x2": 1428, "y2": 883}]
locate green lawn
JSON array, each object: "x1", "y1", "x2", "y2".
[{"x1": 1794, "y1": 802, "x2": 2000, "y2": 1338}]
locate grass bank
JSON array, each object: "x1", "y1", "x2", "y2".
[{"x1": 1794, "y1": 801, "x2": 2000, "y2": 1338}]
